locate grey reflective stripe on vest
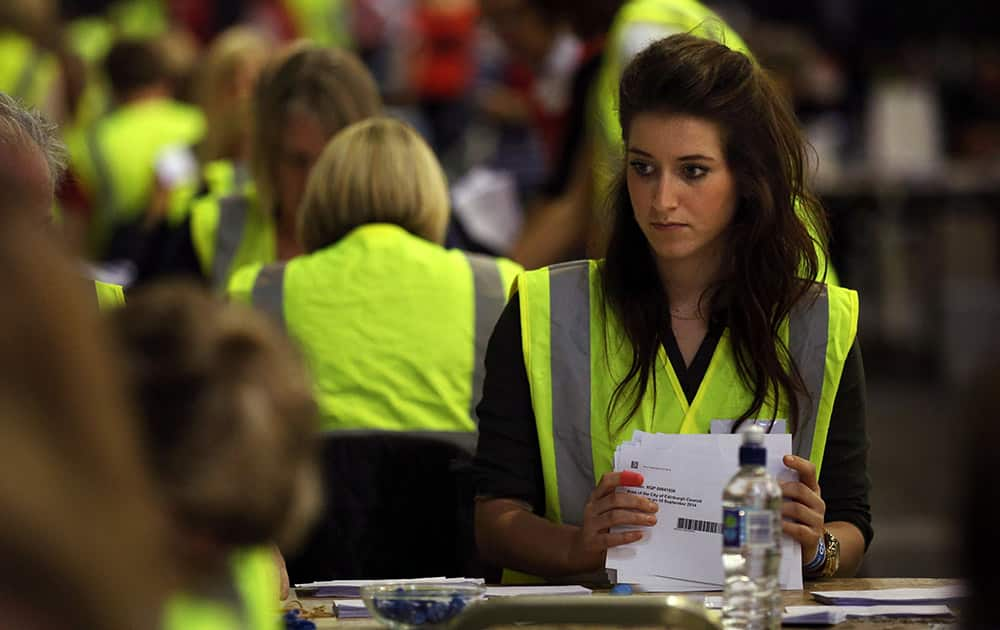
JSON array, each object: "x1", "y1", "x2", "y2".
[
  {"x1": 321, "y1": 429, "x2": 479, "y2": 454},
  {"x1": 212, "y1": 194, "x2": 250, "y2": 288},
  {"x1": 13, "y1": 49, "x2": 44, "y2": 101},
  {"x1": 788, "y1": 287, "x2": 830, "y2": 461},
  {"x1": 463, "y1": 253, "x2": 506, "y2": 425},
  {"x1": 232, "y1": 162, "x2": 250, "y2": 192},
  {"x1": 86, "y1": 120, "x2": 117, "y2": 237},
  {"x1": 548, "y1": 262, "x2": 594, "y2": 526},
  {"x1": 251, "y1": 262, "x2": 287, "y2": 328},
  {"x1": 546, "y1": 263, "x2": 831, "y2": 526}
]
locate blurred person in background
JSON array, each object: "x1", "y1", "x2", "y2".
[
  {"x1": 476, "y1": 0, "x2": 582, "y2": 196},
  {"x1": 509, "y1": 0, "x2": 748, "y2": 269},
  {"x1": 0, "y1": 212, "x2": 173, "y2": 630},
  {"x1": 111, "y1": 283, "x2": 322, "y2": 630},
  {"x1": 0, "y1": 91, "x2": 125, "y2": 307},
  {"x1": 0, "y1": 1, "x2": 64, "y2": 122},
  {"x1": 66, "y1": 36, "x2": 204, "y2": 262},
  {"x1": 177, "y1": 42, "x2": 381, "y2": 290},
  {"x1": 407, "y1": 0, "x2": 478, "y2": 162},
  {"x1": 149, "y1": 27, "x2": 272, "y2": 247},
  {"x1": 961, "y1": 365, "x2": 1000, "y2": 629},
  {"x1": 229, "y1": 116, "x2": 521, "y2": 580}
]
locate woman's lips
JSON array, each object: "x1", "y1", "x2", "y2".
[{"x1": 651, "y1": 222, "x2": 688, "y2": 231}]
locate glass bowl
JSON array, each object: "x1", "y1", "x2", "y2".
[{"x1": 360, "y1": 582, "x2": 487, "y2": 629}]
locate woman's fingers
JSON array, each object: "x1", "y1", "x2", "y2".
[
  {"x1": 781, "y1": 499, "x2": 824, "y2": 529},
  {"x1": 591, "y1": 508, "x2": 657, "y2": 532},
  {"x1": 600, "y1": 529, "x2": 645, "y2": 549},
  {"x1": 782, "y1": 455, "x2": 820, "y2": 494},
  {"x1": 591, "y1": 490, "x2": 658, "y2": 517},
  {"x1": 781, "y1": 481, "x2": 826, "y2": 514}
]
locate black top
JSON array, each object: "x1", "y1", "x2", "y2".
[{"x1": 471, "y1": 297, "x2": 874, "y2": 549}]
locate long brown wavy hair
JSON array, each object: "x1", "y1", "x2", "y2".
[{"x1": 602, "y1": 34, "x2": 829, "y2": 432}]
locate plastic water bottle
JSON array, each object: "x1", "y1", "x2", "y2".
[{"x1": 721, "y1": 425, "x2": 783, "y2": 630}]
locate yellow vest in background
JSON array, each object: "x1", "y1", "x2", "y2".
[
  {"x1": 189, "y1": 183, "x2": 276, "y2": 290},
  {"x1": 65, "y1": 16, "x2": 116, "y2": 129},
  {"x1": 503, "y1": 260, "x2": 856, "y2": 582},
  {"x1": 163, "y1": 547, "x2": 280, "y2": 630},
  {"x1": 228, "y1": 224, "x2": 522, "y2": 452},
  {"x1": 283, "y1": 0, "x2": 354, "y2": 49},
  {"x1": 0, "y1": 31, "x2": 59, "y2": 111},
  {"x1": 68, "y1": 98, "x2": 205, "y2": 257},
  {"x1": 94, "y1": 280, "x2": 126, "y2": 309},
  {"x1": 168, "y1": 159, "x2": 252, "y2": 227}
]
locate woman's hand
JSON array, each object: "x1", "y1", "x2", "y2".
[
  {"x1": 568, "y1": 471, "x2": 658, "y2": 566},
  {"x1": 780, "y1": 455, "x2": 826, "y2": 565}
]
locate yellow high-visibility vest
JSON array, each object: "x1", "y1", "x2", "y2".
[
  {"x1": 504, "y1": 260, "x2": 857, "y2": 582},
  {"x1": 229, "y1": 223, "x2": 522, "y2": 452}
]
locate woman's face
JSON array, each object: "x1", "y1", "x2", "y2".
[
  {"x1": 626, "y1": 112, "x2": 737, "y2": 273},
  {"x1": 276, "y1": 108, "x2": 329, "y2": 217}
]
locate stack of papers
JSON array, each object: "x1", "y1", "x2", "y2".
[
  {"x1": 295, "y1": 577, "x2": 484, "y2": 598},
  {"x1": 485, "y1": 585, "x2": 591, "y2": 597},
  {"x1": 810, "y1": 585, "x2": 966, "y2": 606},
  {"x1": 783, "y1": 605, "x2": 952, "y2": 625},
  {"x1": 334, "y1": 599, "x2": 370, "y2": 619},
  {"x1": 606, "y1": 430, "x2": 802, "y2": 592}
]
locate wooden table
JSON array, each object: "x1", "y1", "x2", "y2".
[{"x1": 285, "y1": 578, "x2": 959, "y2": 629}]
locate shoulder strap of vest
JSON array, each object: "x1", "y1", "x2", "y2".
[
  {"x1": 250, "y1": 261, "x2": 287, "y2": 329},
  {"x1": 463, "y1": 252, "x2": 508, "y2": 425},
  {"x1": 212, "y1": 194, "x2": 251, "y2": 289},
  {"x1": 13, "y1": 47, "x2": 44, "y2": 102},
  {"x1": 787, "y1": 284, "x2": 831, "y2": 460},
  {"x1": 541, "y1": 261, "x2": 595, "y2": 526},
  {"x1": 85, "y1": 118, "x2": 118, "y2": 237}
]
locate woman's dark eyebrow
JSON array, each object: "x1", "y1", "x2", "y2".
[
  {"x1": 677, "y1": 154, "x2": 717, "y2": 162},
  {"x1": 626, "y1": 147, "x2": 718, "y2": 162},
  {"x1": 627, "y1": 147, "x2": 654, "y2": 157}
]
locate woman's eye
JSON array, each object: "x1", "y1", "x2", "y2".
[
  {"x1": 682, "y1": 164, "x2": 709, "y2": 179},
  {"x1": 629, "y1": 160, "x2": 654, "y2": 177}
]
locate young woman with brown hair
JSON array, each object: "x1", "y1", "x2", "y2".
[{"x1": 473, "y1": 34, "x2": 870, "y2": 581}]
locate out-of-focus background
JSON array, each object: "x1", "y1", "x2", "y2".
[{"x1": 7, "y1": 0, "x2": 999, "y2": 579}]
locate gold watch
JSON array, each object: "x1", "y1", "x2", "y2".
[{"x1": 820, "y1": 529, "x2": 840, "y2": 577}]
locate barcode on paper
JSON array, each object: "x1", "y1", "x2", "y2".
[
  {"x1": 746, "y1": 510, "x2": 774, "y2": 546},
  {"x1": 675, "y1": 517, "x2": 721, "y2": 534}
]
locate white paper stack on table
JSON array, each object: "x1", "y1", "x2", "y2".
[
  {"x1": 295, "y1": 577, "x2": 484, "y2": 598},
  {"x1": 810, "y1": 585, "x2": 965, "y2": 606},
  {"x1": 606, "y1": 427, "x2": 802, "y2": 592}
]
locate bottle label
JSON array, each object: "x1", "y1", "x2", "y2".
[{"x1": 722, "y1": 507, "x2": 774, "y2": 549}]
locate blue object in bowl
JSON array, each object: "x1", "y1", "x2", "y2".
[{"x1": 360, "y1": 583, "x2": 486, "y2": 629}]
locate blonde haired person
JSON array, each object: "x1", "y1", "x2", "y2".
[
  {"x1": 0, "y1": 214, "x2": 172, "y2": 630},
  {"x1": 155, "y1": 27, "x2": 273, "y2": 228},
  {"x1": 110, "y1": 283, "x2": 322, "y2": 630},
  {"x1": 229, "y1": 117, "x2": 521, "y2": 579},
  {"x1": 184, "y1": 42, "x2": 382, "y2": 290}
]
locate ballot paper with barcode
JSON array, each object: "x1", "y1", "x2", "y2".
[{"x1": 606, "y1": 431, "x2": 803, "y2": 590}]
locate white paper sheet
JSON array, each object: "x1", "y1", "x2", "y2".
[
  {"x1": 485, "y1": 585, "x2": 592, "y2": 597},
  {"x1": 607, "y1": 432, "x2": 802, "y2": 590}
]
